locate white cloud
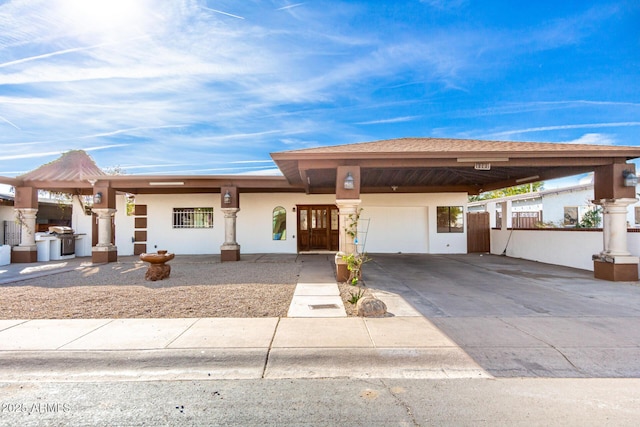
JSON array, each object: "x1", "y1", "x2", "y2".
[
  {"x1": 489, "y1": 122, "x2": 640, "y2": 139},
  {"x1": 357, "y1": 116, "x2": 421, "y2": 125},
  {"x1": 561, "y1": 133, "x2": 616, "y2": 145}
]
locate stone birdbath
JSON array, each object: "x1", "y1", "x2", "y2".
[{"x1": 140, "y1": 250, "x2": 175, "y2": 281}]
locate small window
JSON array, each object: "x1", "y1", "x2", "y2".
[
  {"x1": 299, "y1": 209, "x2": 308, "y2": 231},
  {"x1": 564, "y1": 206, "x2": 578, "y2": 226},
  {"x1": 173, "y1": 208, "x2": 213, "y2": 229},
  {"x1": 331, "y1": 208, "x2": 339, "y2": 230},
  {"x1": 272, "y1": 206, "x2": 286, "y2": 240},
  {"x1": 437, "y1": 206, "x2": 464, "y2": 233}
]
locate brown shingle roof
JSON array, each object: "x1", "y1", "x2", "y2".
[
  {"x1": 275, "y1": 137, "x2": 640, "y2": 156},
  {"x1": 19, "y1": 150, "x2": 105, "y2": 182}
]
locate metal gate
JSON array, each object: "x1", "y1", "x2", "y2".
[{"x1": 2, "y1": 220, "x2": 20, "y2": 246}]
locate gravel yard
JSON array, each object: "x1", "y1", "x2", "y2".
[{"x1": 0, "y1": 255, "x2": 365, "y2": 318}]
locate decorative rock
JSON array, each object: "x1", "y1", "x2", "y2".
[
  {"x1": 356, "y1": 296, "x2": 387, "y2": 317},
  {"x1": 145, "y1": 263, "x2": 171, "y2": 281}
]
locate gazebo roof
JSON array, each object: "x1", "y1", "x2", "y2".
[{"x1": 18, "y1": 150, "x2": 105, "y2": 182}]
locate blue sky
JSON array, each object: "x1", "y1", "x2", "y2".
[{"x1": 0, "y1": 0, "x2": 639, "y2": 179}]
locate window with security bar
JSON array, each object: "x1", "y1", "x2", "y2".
[{"x1": 172, "y1": 208, "x2": 214, "y2": 229}]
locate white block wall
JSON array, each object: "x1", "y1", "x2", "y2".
[{"x1": 491, "y1": 228, "x2": 602, "y2": 271}]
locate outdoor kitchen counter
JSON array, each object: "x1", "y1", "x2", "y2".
[{"x1": 35, "y1": 233, "x2": 86, "y2": 262}]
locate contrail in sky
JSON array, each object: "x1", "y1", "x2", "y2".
[
  {"x1": 0, "y1": 115, "x2": 20, "y2": 130},
  {"x1": 0, "y1": 36, "x2": 150, "y2": 69},
  {"x1": 201, "y1": 7, "x2": 244, "y2": 19},
  {"x1": 276, "y1": 3, "x2": 305, "y2": 10}
]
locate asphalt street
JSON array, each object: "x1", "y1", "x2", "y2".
[{"x1": 2, "y1": 378, "x2": 640, "y2": 426}]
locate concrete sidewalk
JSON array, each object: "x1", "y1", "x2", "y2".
[
  {"x1": 0, "y1": 254, "x2": 490, "y2": 381},
  {"x1": 0, "y1": 316, "x2": 490, "y2": 381}
]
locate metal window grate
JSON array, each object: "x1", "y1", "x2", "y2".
[
  {"x1": 172, "y1": 208, "x2": 214, "y2": 229},
  {"x1": 3, "y1": 220, "x2": 21, "y2": 246}
]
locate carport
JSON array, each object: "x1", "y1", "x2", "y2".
[
  {"x1": 365, "y1": 253, "x2": 640, "y2": 377},
  {"x1": 273, "y1": 138, "x2": 640, "y2": 281}
]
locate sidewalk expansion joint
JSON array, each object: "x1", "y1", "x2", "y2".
[{"x1": 261, "y1": 317, "x2": 281, "y2": 379}]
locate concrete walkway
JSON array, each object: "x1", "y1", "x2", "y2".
[
  {"x1": 0, "y1": 254, "x2": 490, "y2": 381},
  {"x1": 287, "y1": 254, "x2": 346, "y2": 317}
]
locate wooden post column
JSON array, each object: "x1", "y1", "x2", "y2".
[{"x1": 592, "y1": 163, "x2": 639, "y2": 281}]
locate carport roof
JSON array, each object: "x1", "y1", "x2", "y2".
[{"x1": 271, "y1": 137, "x2": 640, "y2": 195}]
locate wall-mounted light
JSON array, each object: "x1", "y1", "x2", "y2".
[
  {"x1": 292, "y1": 207, "x2": 296, "y2": 212},
  {"x1": 623, "y1": 170, "x2": 638, "y2": 187},
  {"x1": 93, "y1": 192, "x2": 102, "y2": 205},
  {"x1": 344, "y1": 172, "x2": 355, "y2": 190},
  {"x1": 223, "y1": 190, "x2": 232, "y2": 204}
]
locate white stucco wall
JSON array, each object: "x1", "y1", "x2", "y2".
[
  {"x1": 491, "y1": 228, "x2": 602, "y2": 271},
  {"x1": 236, "y1": 193, "x2": 335, "y2": 254},
  {"x1": 0, "y1": 205, "x2": 14, "y2": 223},
  {"x1": 127, "y1": 192, "x2": 468, "y2": 255},
  {"x1": 360, "y1": 193, "x2": 467, "y2": 254},
  {"x1": 134, "y1": 194, "x2": 222, "y2": 255},
  {"x1": 70, "y1": 196, "x2": 93, "y2": 257}
]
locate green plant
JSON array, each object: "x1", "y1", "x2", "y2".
[
  {"x1": 342, "y1": 252, "x2": 369, "y2": 285},
  {"x1": 577, "y1": 207, "x2": 602, "y2": 228},
  {"x1": 345, "y1": 209, "x2": 362, "y2": 240},
  {"x1": 347, "y1": 288, "x2": 365, "y2": 305}
]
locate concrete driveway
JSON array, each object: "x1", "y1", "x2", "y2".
[{"x1": 365, "y1": 253, "x2": 640, "y2": 378}]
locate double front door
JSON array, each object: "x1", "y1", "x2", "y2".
[{"x1": 297, "y1": 205, "x2": 339, "y2": 252}]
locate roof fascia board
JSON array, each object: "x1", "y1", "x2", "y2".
[
  {"x1": 276, "y1": 151, "x2": 636, "y2": 165},
  {"x1": 0, "y1": 176, "x2": 23, "y2": 187}
]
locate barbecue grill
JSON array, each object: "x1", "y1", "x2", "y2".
[{"x1": 49, "y1": 226, "x2": 76, "y2": 256}]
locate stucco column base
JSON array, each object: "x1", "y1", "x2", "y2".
[
  {"x1": 11, "y1": 245, "x2": 37, "y2": 263},
  {"x1": 220, "y1": 245, "x2": 240, "y2": 262},
  {"x1": 592, "y1": 198, "x2": 638, "y2": 281},
  {"x1": 92, "y1": 246, "x2": 118, "y2": 264},
  {"x1": 220, "y1": 208, "x2": 241, "y2": 262},
  {"x1": 593, "y1": 258, "x2": 639, "y2": 282}
]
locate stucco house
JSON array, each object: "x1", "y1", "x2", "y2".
[{"x1": 2, "y1": 137, "x2": 640, "y2": 281}]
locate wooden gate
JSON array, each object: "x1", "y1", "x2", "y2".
[{"x1": 467, "y1": 211, "x2": 490, "y2": 253}]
